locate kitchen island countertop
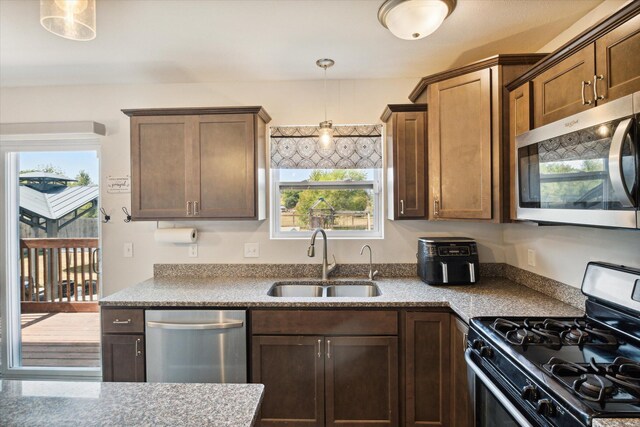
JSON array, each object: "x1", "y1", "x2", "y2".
[
  {"x1": 100, "y1": 276, "x2": 584, "y2": 321},
  {"x1": 0, "y1": 380, "x2": 264, "y2": 427}
]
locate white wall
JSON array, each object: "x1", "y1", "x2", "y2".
[{"x1": 0, "y1": 79, "x2": 505, "y2": 294}]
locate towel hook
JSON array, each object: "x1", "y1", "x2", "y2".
[
  {"x1": 122, "y1": 207, "x2": 132, "y2": 223},
  {"x1": 100, "y1": 207, "x2": 111, "y2": 223}
]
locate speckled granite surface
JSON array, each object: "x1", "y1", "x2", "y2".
[
  {"x1": 100, "y1": 276, "x2": 583, "y2": 322},
  {"x1": 504, "y1": 264, "x2": 586, "y2": 309},
  {"x1": 0, "y1": 380, "x2": 264, "y2": 427},
  {"x1": 154, "y1": 262, "x2": 504, "y2": 279},
  {"x1": 593, "y1": 419, "x2": 640, "y2": 427}
]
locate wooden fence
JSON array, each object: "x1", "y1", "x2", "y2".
[{"x1": 19, "y1": 238, "x2": 99, "y2": 313}]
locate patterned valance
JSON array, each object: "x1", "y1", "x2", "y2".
[{"x1": 270, "y1": 125, "x2": 382, "y2": 169}]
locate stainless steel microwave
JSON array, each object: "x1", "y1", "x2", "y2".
[{"x1": 516, "y1": 91, "x2": 639, "y2": 229}]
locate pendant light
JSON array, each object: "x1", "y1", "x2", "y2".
[
  {"x1": 378, "y1": 0, "x2": 456, "y2": 40},
  {"x1": 40, "y1": 0, "x2": 97, "y2": 41},
  {"x1": 316, "y1": 58, "x2": 335, "y2": 148}
]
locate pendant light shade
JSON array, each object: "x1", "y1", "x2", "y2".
[
  {"x1": 316, "y1": 58, "x2": 335, "y2": 148},
  {"x1": 40, "y1": 0, "x2": 96, "y2": 41},
  {"x1": 378, "y1": 0, "x2": 456, "y2": 40}
]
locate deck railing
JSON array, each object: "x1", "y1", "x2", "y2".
[{"x1": 19, "y1": 238, "x2": 99, "y2": 313}]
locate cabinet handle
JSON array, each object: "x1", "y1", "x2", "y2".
[
  {"x1": 433, "y1": 198, "x2": 440, "y2": 217},
  {"x1": 186, "y1": 201, "x2": 192, "y2": 216},
  {"x1": 463, "y1": 332, "x2": 468, "y2": 349},
  {"x1": 112, "y1": 318, "x2": 131, "y2": 325},
  {"x1": 327, "y1": 339, "x2": 331, "y2": 359},
  {"x1": 581, "y1": 81, "x2": 592, "y2": 105},
  {"x1": 135, "y1": 338, "x2": 142, "y2": 357},
  {"x1": 317, "y1": 339, "x2": 322, "y2": 358},
  {"x1": 193, "y1": 201, "x2": 199, "y2": 216},
  {"x1": 593, "y1": 74, "x2": 605, "y2": 101},
  {"x1": 400, "y1": 199, "x2": 404, "y2": 215}
]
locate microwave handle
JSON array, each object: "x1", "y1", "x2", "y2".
[{"x1": 608, "y1": 118, "x2": 635, "y2": 208}]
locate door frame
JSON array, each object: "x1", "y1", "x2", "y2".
[{"x1": 0, "y1": 136, "x2": 103, "y2": 380}]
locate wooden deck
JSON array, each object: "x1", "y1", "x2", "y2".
[{"x1": 21, "y1": 312, "x2": 100, "y2": 368}]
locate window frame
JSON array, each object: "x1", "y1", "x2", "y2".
[{"x1": 270, "y1": 168, "x2": 384, "y2": 240}]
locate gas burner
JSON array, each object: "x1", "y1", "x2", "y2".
[
  {"x1": 574, "y1": 374, "x2": 616, "y2": 402},
  {"x1": 563, "y1": 326, "x2": 591, "y2": 344}
]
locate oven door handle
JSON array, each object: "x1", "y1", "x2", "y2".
[
  {"x1": 465, "y1": 349, "x2": 534, "y2": 427},
  {"x1": 608, "y1": 118, "x2": 635, "y2": 208}
]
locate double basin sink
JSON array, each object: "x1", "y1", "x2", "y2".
[{"x1": 268, "y1": 280, "x2": 381, "y2": 298}]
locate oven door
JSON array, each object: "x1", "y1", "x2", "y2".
[
  {"x1": 465, "y1": 349, "x2": 534, "y2": 427},
  {"x1": 516, "y1": 92, "x2": 638, "y2": 229}
]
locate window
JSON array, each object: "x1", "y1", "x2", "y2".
[{"x1": 270, "y1": 125, "x2": 383, "y2": 239}]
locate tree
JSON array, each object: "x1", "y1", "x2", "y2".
[
  {"x1": 20, "y1": 163, "x2": 65, "y2": 175},
  {"x1": 72, "y1": 170, "x2": 93, "y2": 186},
  {"x1": 292, "y1": 170, "x2": 372, "y2": 228}
]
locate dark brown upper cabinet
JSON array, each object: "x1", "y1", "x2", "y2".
[
  {"x1": 505, "y1": 3, "x2": 640, "y2": 128},
  {"x1": 410, "y1": 54, "x2": 546, "y2": 223},
  {"x1": 381, "y1": 104, "x2": 428, "y2": 220},
  {"x1": 123, "y1": 106, "x2": 271, "y2": 221}
]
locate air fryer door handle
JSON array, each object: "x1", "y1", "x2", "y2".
[
  {"x1": 440, "y1": 262, "x2": 448, "y2": 284},
  {"x1": 468, "y1": 262, "x2": 476, "y2": 283}
]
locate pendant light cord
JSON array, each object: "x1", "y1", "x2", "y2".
[{"x1": 323, "y1": 66, "x2": 328, "y2": 122}]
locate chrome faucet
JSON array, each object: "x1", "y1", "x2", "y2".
[
  {"x1": 308, "y1": 228, "x2": 337, "y2": 280},
  {"x1": 360, "y1": 244, "x2": 379, "y2": 280}
]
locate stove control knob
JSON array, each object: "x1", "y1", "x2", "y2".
[
  {"x1": 536, "y1": 399, "x2": 555, "y2": 417},
  {"x1": 471, "y1": 339, "x2": 484, "y2": 350},
  {"x1": 520, "y1": 385, "x2": 538, "y2": 401},
  {"x1": 479, "y1": 346, "x2": 493, "y2": 358}
]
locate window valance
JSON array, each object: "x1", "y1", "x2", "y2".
[{"x1": 270, "y1": 125, "x2": 382, "y2": 169}]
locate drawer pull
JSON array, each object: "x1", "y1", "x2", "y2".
[{"x1": 113, "y1": 319, "x2": 132, "y2": 325}]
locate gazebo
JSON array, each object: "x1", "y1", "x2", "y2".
[{"x1": 19, "y1": 172, "x2": 98, "y2": 237}]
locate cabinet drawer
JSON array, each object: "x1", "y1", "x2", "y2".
[
  {"x1": 101, "y1": 308, "x2": 144, "y2": 334},
  {"x1": 251, "y1": 310, "x2": 398, "y2": 335}
]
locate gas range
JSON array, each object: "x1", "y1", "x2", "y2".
[{"x1": 466, "y1": 262, "x2": 640, "y2": 427}]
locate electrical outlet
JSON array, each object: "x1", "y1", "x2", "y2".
[
  {"x1": 123, "y1": 242, "x2": 133, "y2": 258},
  {"x1": 244, "y1": 243, "x2": 259, "y2": 258},
  {"x1": 527, "y1": 249, "x2": 536, "y2": 267},
  {"x1": 189, "y1": 244, "x2": 198, "y2": 258}
]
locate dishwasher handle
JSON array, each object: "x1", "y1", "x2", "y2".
[{"x1": 146, "y1": 320, "x2": 244, "y2": 330}]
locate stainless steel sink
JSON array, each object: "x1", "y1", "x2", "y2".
[
  {"x1": 267, "y1": 281, "x2": 380, "y2": 298},
  {"x1": 326, "y1": 284, "x2": 380, "y2": 297}
]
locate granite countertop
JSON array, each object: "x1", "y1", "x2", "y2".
[
  {"x1": 593, "y1": 419, "x2": 640, "y2": 427},
  {"x1": 0, "y1": 380, "x2": 264, "y2": 427},
  {"x1": 100, "y1": 276, "x2": 584, "y2": 322}
]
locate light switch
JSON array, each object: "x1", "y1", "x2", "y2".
[
  {"x1": 189, "y1": 244, "x2": 198, "y2": 258},
  {"x1": 527, "y1": 249, "x2": 536, "y2": 267},
  {"x1": 123, "y1": 242, "x2": 133, "y2": 258}
]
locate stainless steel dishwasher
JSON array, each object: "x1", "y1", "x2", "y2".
[{"x1": 145, "y1": 310, "x2": 247, "y2": 383}]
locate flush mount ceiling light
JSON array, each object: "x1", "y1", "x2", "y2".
[
  {"x1": 378, "y1": 0, "x2": 456, "y2": 40},
  {"x1": 316, "y1": 58, "x2": 335, "y2": 147},
  {"x1": 40, "y1": 0, "x2": 97, "y2": 41}
]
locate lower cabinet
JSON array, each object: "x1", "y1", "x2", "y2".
[
  {"x1": 101, "y1": 308, "x2": 145, "y2": 382},
  {"x1": 450, "y1": 316, "x2": 472, "y2": 427},
  {"x1": 404, "y1": 312, "x2": 451, "y2": 427},
  {"x1": 251, "y1": 310, "x2": 399, "y2": 427},
  {"x1": 252, "y1": 335, "x2": 398, "y2": 427},
  {"x1": 102, "y1": 334, "x2": 145, "y2": 382}
]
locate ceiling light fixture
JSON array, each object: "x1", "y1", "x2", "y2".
[
  {"x1": 378, "y1": 0, "x2": 456, "y2": 40},
  {"x1": 40, "y1": 0, "x2": 97, "y2": 41},
  {"x1": 316, "y1": 58, "x2": 335, "y2": 147}
]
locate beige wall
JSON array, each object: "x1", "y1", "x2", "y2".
[
  {"x1": 0, "y1": 80, "x2": 505, "y2": 294},
  {"x1": 1, "y1": 1, "x2": 638, "y2": 295}
]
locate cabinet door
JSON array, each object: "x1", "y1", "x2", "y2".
[
  {"x1": 533, "y1": 45, "x2": 595, "y2": 127},
  {"x1": 325, "y1": 336, "x2": 398, "y2": 427},
  {"x1": 252, "y1": 336, "x2": 325, "y2": 427},
  {"x1": 192, "y1": 114, "x2": 256, "y2": 218},
  {"x1": 450, "y1": 317, "x2": 472, "y2": 427},
  {"x1": 429, "y1": 69, "x2": 492, "y2": 220},
  {"x1": 393, "y1": 111, "x2": 427, "y2": 219},
  {"x1": 405, "y1": 312, "x2": 451, "y2": 427},
  {"x1": 509, "y1": 82, "x2": 532, "y2": 220},
  {"x1": 595, "y1": 14, "x2": 640, "y2": 104},
  {"x1": 102, "y1": 334, "x2": 145, "y2": 382},
  {"x1": 130, "y1": 115, "x2": 192, "y2": 219}
]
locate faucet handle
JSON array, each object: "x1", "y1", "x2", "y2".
[
  {"x1": 370, "y1": 270, "x2": 379, "y2": 280},
  {"x1": 328, "y1": 255, "x2": 337, "y2": 272}
]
